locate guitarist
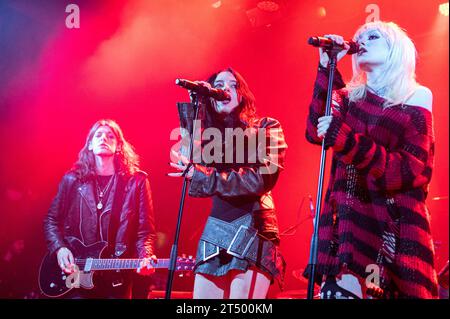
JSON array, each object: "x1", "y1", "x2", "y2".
[{"x1": 43, "y1": 119, "x2": 157, "y2": 298}]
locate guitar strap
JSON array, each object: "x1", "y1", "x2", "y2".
[{"x1": 107, "y1": 173, "x2": 128, "y2": 256}]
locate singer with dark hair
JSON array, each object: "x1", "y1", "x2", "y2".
[
  {"x1": 305, "y1": 21, "x2": 438, "y2": 299},
  {"x1": 169, "y1": 67, "x2": 287, "y2": 299},
  {"x1": 43, "y1": 119, "x2": 157, "y2": 298}
]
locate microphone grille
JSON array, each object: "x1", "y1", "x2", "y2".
[
  {"x1": 347, "y1": 42, "x2": 359, "y2": 55},
  {"x1": 307, "y1": 37, "x2": 319, "y2": 46}
]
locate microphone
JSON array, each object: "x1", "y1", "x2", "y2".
[
  {"x1": 308, "y1": 36, "x2": 360, "y2": 55},
  {"x1": 175, "y1": 79, "x2": 231, "y2": 101}
]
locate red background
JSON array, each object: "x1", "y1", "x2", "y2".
[{"x1": 0, "y1": 0, "x2": 447, "y2": 297}]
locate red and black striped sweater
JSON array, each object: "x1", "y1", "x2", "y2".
[{"x1": 305, "y1": 65, "x2": 438, "y2": 298}]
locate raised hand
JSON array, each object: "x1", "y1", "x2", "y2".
[{"x1": 319, "y1": 34, "x2": 350, "y2": 68}]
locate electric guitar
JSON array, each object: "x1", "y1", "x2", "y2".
[{"x1": 38, "y1": 237, "x2": 195, "y2": 298}]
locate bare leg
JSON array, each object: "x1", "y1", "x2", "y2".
[
  {"x1": 193, "y1": 273, "x2": 229, "y2": 299},
  {"x1": 229, "y1": 267, "x2": 271, "y2": 299}
]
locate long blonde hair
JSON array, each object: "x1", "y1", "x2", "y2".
[{"x1": 347, "y1": 21, "x2": 418, "y2": 107}]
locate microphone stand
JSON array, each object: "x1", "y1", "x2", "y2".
[
  {"x1": 165, "y1": 94, "x2": 201, "y2": 299},
  {"x1": 306, "y1": 49, "x2": 339, "y2": 300}
]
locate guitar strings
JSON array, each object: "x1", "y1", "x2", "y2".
[{"x1": 72, "y1": 258, "x2": 192, "y2": 269}]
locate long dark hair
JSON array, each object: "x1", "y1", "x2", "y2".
[
  {"x1": 206, "y1": 67, "x2": 257, "y2": 127},
  {"x1": 71, "y1": 119, "x2": 140, "y2": 180}
]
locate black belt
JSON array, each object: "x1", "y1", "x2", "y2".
[{"x1": 199, "y1": 216, "x2": 280, "y2": 276}]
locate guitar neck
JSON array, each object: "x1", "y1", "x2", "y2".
[{"x1": 77, "y1": 258, "x2": 171, "y2": 271}]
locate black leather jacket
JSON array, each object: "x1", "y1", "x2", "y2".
[
  {"x1": 43, "y1": 171, "x2": 156, "y2": 258},
  {"x1": 177, "y1": 102, "x2": 287, "y2": 241}
]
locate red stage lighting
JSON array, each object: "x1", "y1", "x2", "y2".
[
  {"x1": 211, "y1": 1, "x2": 222, "y2": 9},
  {"x1": 439, "y1": 2, "x2": 449, "y2": 16},
  {"x1": 317, "y1": 6, "x2": 327, "y2": 18},
  {"x1": 257, "y1": 1, "x2": 280, "y2": 12}
]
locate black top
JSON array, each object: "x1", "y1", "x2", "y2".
[
  {"x1": 206, "y1": 110, "x2": 258, "y2": 222},
  {"x1": 97, "y1": 174, "x2": 114, "y2": 189},
  {"x1": 211, "y1": 195, "x2": 257, "y2": 222}
]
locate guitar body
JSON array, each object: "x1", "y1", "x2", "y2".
[
  {"x1": 39, "y1": 236, "x2": 195, "y2": 298},
  {"x1": 38, "y1": 238, "x2": 107, "y2": 298}
]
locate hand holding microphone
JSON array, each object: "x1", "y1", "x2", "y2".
[{"x1": 308, "y1": 34, "x2": 359, "y2": 68}]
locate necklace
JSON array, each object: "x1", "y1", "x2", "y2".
[{"x1": 96, "y1": 174, "x2": 114, "y2": 210}]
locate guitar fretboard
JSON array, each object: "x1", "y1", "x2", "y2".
[
  {"x1": 93, "y1": 259, "x2": 169, "y2": 270},
  {"x1": 74, "y1": 258, "x2": 193, "y2": 271}
]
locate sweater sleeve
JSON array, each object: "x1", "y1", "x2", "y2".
[
  {"x1": 324, "y1": 107, "x2": 434, "y2": 192},
  {"x1": 305, "y1": 64, "x2": 346, "y2": 145},
  {"x1": 188, "y1": 118, "x2": 287, "y2": 198}
]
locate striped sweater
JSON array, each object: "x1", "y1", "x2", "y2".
[{"x1": 305, "y1": 65, "x2": 438, "y2": 298}]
